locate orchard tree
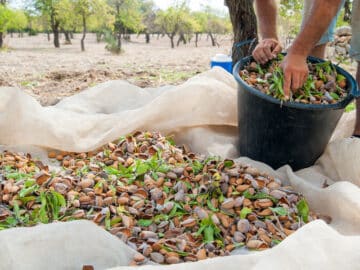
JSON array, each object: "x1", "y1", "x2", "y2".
[
  {"x1": 0, "y1": 4, "x2": 12, "y2": 47},
  {"x1": 155, "y1": 8, "x2": 179, "y2": 48},
  {"x1": 58, "y1": 0, "x2": 78, "y2": 44},
  {"x1": 155, "y1": 5, "x2": 195, "y2": 49},
  {"x1": 140, "y1": 0, "x2": 156, "y2": 43},
  {"x1": 87, "y1": 0, "x2": 113, "y2": 42},
  {"x1": 35, "y1": 0, "x2": 62, "y2": 48},
  {"x1": 206, "y1": 14, "x2": 231, "y2": 47},
  {"x1": 225, "y1": 0, "x2": 257, "y2": 63},
  {"x1": 109, "y1": 0, "x2": 143, "y2": 51},
  {"x1": 192, "y1": 11, "x2": 207, "y2": 47},
  {"x1": 8, "y1": 10, "x2": 28, "y2": 37}
]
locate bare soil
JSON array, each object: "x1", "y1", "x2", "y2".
[{"x1": 0, "y1": 33, "x2": 232, "y2": 105}]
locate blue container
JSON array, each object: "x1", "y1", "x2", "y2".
[{"x1": 211, "y1": 54, "x2": 233, "y2": 73}]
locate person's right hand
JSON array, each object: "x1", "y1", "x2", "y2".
[{"x1": 252, "y1": 38, "x2": 282, "y2": 64}]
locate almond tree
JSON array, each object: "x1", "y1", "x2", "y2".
[
  {"x1": 225, "y1": 0, "x2": 257, "y2": 63},
  {"x1": 0, "y1": 1, "x2": 11, "y2": 48}
]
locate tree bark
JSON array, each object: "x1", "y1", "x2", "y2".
[
  {"x1": 0, "y1": 32, "x2": 3, "y2": 48},
  {"x1": 47, "y1": 31, "x2": 50, "y2": 41},
  {"x1": 208, "y1": 32, "x2": 216, "y2": 47},
  {"x1": 53, "y1": 28, "x2": 60, "y2": 48},
  {"x1": 177, "y1": 33, "x2": 187, "y2": 46},
  {"x1": 195, "y1": 32, "x2": 199, "y2": 47},
  {"x1": 51, "y1": 12, "x2": 60, "y2": 48},
  {"x1": 63, "y1": 30, "x2": 71, "y2": 44},
  {"x1": 117, "y1": 32, "x2": 122, "y2": 51},
  {"x1": 167, "y1": 33, "x2": 175, "y2": 48},
  {"x1": 145, "y1": 32, "x2": 150, "y2": 43},
  {"x1": 225, "y1": 0, "x2": 258, "y2": 64},
  {"x1": 81, "y1": 15, "x2": 86, "y2": 51}
]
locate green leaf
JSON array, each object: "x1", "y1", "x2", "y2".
[
  {"x1": 138, "y1": 219, "x2": 153, "y2": 227},
  {"x1": 336, "y1": 74, "x2": 346, "y2": 83},
  {"x1": 330, "y1": 92, "x2": 340, "y2": 100},
  {"x1": 6, "y1": 172, "x2": 30, "y2": 181},
  {"x1": 270, "y1": 207, "x2": 288, "y2": 216},
  {"x1": 162, "y1": 245, "x2": 189, "y2": 257},
  {"x1": 240, "y1": 207, "x2": 252, "y2": 219},
  {"x1": 345, "y1": 102, "x2": 356, "y2": 112},
  {"x1": 207, "y1": 199, "x2": 219, "y2": 212},
  {"x1": 204, "y1": 226, "x2": 214, "y2": 243},
  {"x1": 224, "y1": 159, "x2": 234, "y2": 168},
  {"x1": 110, "y1": 217, "x2": 122, "y2": 226},
  {"x1": 104, "y1": 166, "x2": 121, "y2": 176},
  {"x1": 243, "y1": 190, "x2": 278, "y2": 203},
  {"x1": 19, "y1": 185, "x2": 39, "y2": 198},
  {"x1": 136, "y1": 162, "x2": 149, "y2": 175},
  {"x1": 272, "y1": 239, "x2": 282, "y2": 245},
  {"x1": 154, "y1": 214, "x2": 169, "y2": 223},
  {"x1": 234, "y1": 242, "x2": 245, "y2": 248},
  {"x1": 105, "y1": 211, "x2": 111, "y2": 230},
  {"x1": 297, "y1": 198, "x2": 310, "y2": 223},
  {"x1": 157, "y1": 164, "x2": 170, "y2": 173}
]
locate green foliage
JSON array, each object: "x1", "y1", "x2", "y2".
[
  {"x1": 8, "y1": 10, "x2": 28, "y2": 32},
  {"x1": 296, "y1": 198, "x2": 310, "y2": 223},
  {"x1": 0, "y1": 5, "x2": 12, "y2": 33}
]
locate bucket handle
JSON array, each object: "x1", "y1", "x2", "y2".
[{"x1": 233, "y1": 39, "x2": 258, "y2": 59}]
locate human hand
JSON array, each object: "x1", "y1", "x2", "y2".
[
  {"x1": 252, "y1": 38, "x2": 282, "y2": 64},
  {"x1": 280, "y1": 53, "x2": 309, "y2": 100}
]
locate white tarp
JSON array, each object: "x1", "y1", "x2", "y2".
[{"x1": 0, "y1": 67, "x2": 359, "y2": 270}]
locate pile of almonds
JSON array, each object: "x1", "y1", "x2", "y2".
[{"x1": 0, "y1": 131, "x2": 319, "y2": 265}]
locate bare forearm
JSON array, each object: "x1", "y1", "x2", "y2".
[
  {"x1": 289, "y1": 0, "x2": 342, "y2": 56},
  {"x1": 254, "y1": 0, "x2": 278, "y2": 40}
]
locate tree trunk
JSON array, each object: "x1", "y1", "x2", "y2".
[
  {"x1": 225, "y1": 0, "x2": 258, "y2": 64},
  {"x1": 51, "y1": 13, "x2": 60, "y2": 48},
  {"x1": 145, "y1": 32, "x2": 150, "y2": 43},
  {"x1": 0, "y1": 32, "x2": 3, "y2": 48},
  {"x1": 208, "y1": 32, "x2": 216, "y2": 47},
  {"x1": 117, "y1": 32, "x2": 122, "y2": 51},
  {"x1": 81, "y1": 15, "x2": 86, "y2": 51},
  {"x1": 53, "y1": 28, "x2": 60, "y2": 48},
  {"x1": 168, "y1": 33, "x2": 175, "y2": 49},
  {"x1": 47, "y1": 31, "x2": 50, "y2": 41},
  {"x1": 177, "y1": 33, "x2": 187, "y2": 46},
  {"x1": 195, "y1": 33, "x2": 199, "y2": 47},
  {"x1": 63, "y1": 30, "x2": 71, "y2": 44},
  {"x1": 70, "y1": 32, "x2": 74, "y2": 39}
]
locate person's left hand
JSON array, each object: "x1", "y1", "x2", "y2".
[{"x1": 280, "y1": 53, "x2": 309, "y2": 99}]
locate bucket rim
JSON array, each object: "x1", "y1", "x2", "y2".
[{"x1": 233, "y1": 54, "x2": 357, "y2": 111}]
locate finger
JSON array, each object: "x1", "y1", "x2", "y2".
[
  {"x1": 302, "y1": 73, "x2": 308, "y2": 85},
  {"x1": 291, "y1": 72, "x2": 302, "y2": 90},
  {"x1": 252, "y1": 50, "x2": 261, "y2": 63},
  {"x1": 256, "y1": 50, "x2": 268, "y2": 64},
  {"x1": 272, "y1": 43, "x2": 283, "y2": 56},
  {"x1": 263, "y1": 46, "x2": 275, "y2": 61},
  {"x1": 283, "y1": 71, "x2": 291, "y2": 99}
]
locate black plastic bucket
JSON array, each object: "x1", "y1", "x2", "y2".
[{"x1": 233, "y1": 55, "x2": 360, "y2": 170}]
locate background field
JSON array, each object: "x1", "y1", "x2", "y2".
[{"x1": 0, "y1": 33, "x2": 232, "y2": 105}]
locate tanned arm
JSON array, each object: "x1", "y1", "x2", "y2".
[
  {"x1": 252, "y1": 0, "x2": 282, "y2": 64},
  {"x1": 282, "y1": 0, "x2": 342, "y2": 96}
]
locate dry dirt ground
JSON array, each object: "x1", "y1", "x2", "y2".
[{"x1": 0, "y1": 33, "x2": 233, "y2": 105}]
